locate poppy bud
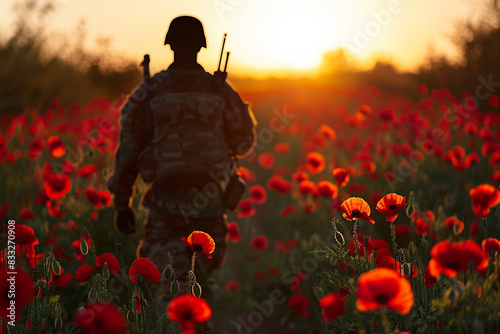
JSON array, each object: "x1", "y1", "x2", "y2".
[
  {"x1": 52, "y1": 260, "x2": 62, "y2": 276},
  {"x1": 171, "y1": 280, "x2": 179, "y2": 296},
  {"x1": 54, "y1": 317, "x2": 63, "y2": 330},
  {"x1": 88, "y1": 288, "x2": 98, "y2": 303},
  {"x1": 80, "y1": 237, "x2": 89, "y2": 255},
  {"x1": 103, "y1": 262, "x2": 110, "y2": 280},
  {"x1": 126, "y1": 310, "x2": 135, "y2": 323},
  {"x1": 163, "y1": 265, "x2": 174, "y2": 280},
  {"x1": 192, "y1": 283, "x2": 202, "y2": 298}
]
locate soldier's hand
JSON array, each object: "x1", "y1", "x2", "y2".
[{"x1": 114, "y1": 207, "x2": 137, "y2": 236}]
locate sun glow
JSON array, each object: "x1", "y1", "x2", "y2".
[{"x1": 246, "y1": 3, "x2": 334, "y2": 71}]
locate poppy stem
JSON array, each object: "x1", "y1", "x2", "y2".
[{"x1": 379, "y1": 306, "x2": 390, "y2": 334}]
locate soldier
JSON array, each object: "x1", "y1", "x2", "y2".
[{"x1": 107, "y1": 15, "x2": 256, "y2": 305}]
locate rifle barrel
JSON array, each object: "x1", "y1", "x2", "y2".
[
  {"x1": 217, "y1": 33, "x2": 227, "y2": 71},
  {"x1": 223, "y1": 51, "x2": 230, "y2": 72}
]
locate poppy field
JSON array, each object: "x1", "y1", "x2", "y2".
[{"x1": 1, "y1": 81, "x2": 500, "y2": 334}]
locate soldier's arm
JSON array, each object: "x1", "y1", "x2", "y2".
[
  {"x1": 107, "y1": 85, "x2": 148, "y2": 210},
  {"x1": 223, "y1": 82, "x2": 257, "y2": 158}
]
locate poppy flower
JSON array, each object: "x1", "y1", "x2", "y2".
[
  {"x1": 375, "y1": 193, "x2": 406, "y2": 222},
  {"x1": 167, "y1": 295, "x2": 212, "y2": 334},
  {"x1": 85, "y1": 188, "x2": 111, "y2": 209},
  {"x1": 428, "y1": 240, "x2": 488, "y2": 278},
  {"x1": 251, "y1": 235, "x2": 268, "y2": 251},
  {"x1": 377, "y1": 256, "x2": 418, "y2": 279},
  {"x1": 20, "y1": 207, "x2": 35, "y2": 220},
  {"x1": 379, "y1": 109, "x2": 396, "y2": 123},
  {"x1": 274, "y1": 142, "x2": 290, "y2": 155},
  {"x1": 332, "y1": 167, "x2": 350, "y2": 187},
  {"x1": 340, "y1": 197, "x2": 375, "y2": 224},
  {"x1": 348, "y1": 234, "x2": 375, "y2": 257},
  {"x1": 414, "y1": 218, "x2": 428, "y2": 236},
  {"x1": 274, "y1": 241, "x2": 290, "y2": 254},
  {"x1": 287, "y1": 294, "x2": 310, "y2": 317},
  {"x1": 444, "y1": 217, "x2": 464, "y2": 235},
  {"x1": 280, "y1": 205, "x2": 296, "y2": 217},
  {"x1": 469, "y1": 184, "x2": 500, "y2": 219},
  {"x1": 316, "y1": 181, "x2": 338, "y2": 198},
  {"x1": 298, "y1": 180, "x2": 315, "y2": 196},
  {"x1": 266, "y1": 175, "x2": 291, "y2": 194},
  {"x1": 292, "y1": 171, "x2": 309, "y2": 183},
  {"x1": 290, "y1": 272, "x2": 305, "y2": 292},
  {"x1": 29, "y1": 139, "x2": 45, "y2": 160},
  {"x1": 181, "y1": 231, "x2": 215, "y2": 259},
  {"x1": 226, "y1": 222, "x2": 240, "y2": 243},
  {"x1": 225, "y1": 280, "x2": 239, "y2": 292},
  {"x1": 77, "y1": 163, "x2": 99, "y2": 178},
  {"x1": 128, "y1": 257, "x2": 161, "y2": 284},
  {"x1": 394, "y1": 224, "x2": 411, "y2": 236},
  {"x1": 481, "y1": 238, "x2": 500, "y2": 258},
  {"x1": 305, "y1": 152, "x2": 325, "y2": 174},
  {"x1": 49, "y1": 266, "x2": 73, "y2": 288},
  {"x1": 249, "y1": 185, "x2": 267, "y2": 204},
  {"x1": 95, "y1": 253, "x2": 120, "y2": 277},
  {"x1": 237, "y1": 199, "x2": 256, "y2": 218},
  {"x1": 356, "y1": 268, "x2": 414, "y2": 315},
  {"x1": 0, "y1": 268, "x2": 33, "y2": 318},
  {"x1": 14, "y1": 224, "x2": 37, "y2": 245},
  {"x1": 47, "y1": 136, "x2": 66, "y2": 158},
  {"x1": 74, "y1": 265, "x2": 94, "y2": 283},
  {"x1": 74, "y1": 302, "x2": 127, "y2": 334},
  {"x1": 318, "y1": 124, "x2": 336, "y2": 140},
  {"x1": 257, "y1": 152, "x2": 275, "y2": 169},
  {"x1": 237, "y1": 166, "x2": 256, "y2": 183},
  {"x1": 44, "y1": 173, "x2": 71, "y2": 199},
  {"x1": 319, "y1": 293, "x2": 346, "y2": 322},
  {"x1": 424, "y1": 266, "x2": 437, "y2": 288}
]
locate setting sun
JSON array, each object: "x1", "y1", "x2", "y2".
[{"x1": 247, "y1": 3, "x2": 333, "y2": 70}]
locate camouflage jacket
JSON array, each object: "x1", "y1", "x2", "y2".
[{"x1": 107, "y1": 63, "x2": 257, "y2": 220}]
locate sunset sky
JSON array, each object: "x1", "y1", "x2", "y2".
[{"x1": 0, "y1": 0, "x2": 489, "y2": 77}]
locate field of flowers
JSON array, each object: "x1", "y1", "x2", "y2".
[{"x1": 1, "y1": 81, "x2": 500, "y2": 334}]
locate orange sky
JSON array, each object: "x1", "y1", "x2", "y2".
[{"x1": 0, "y1": 0, "x2": 489, "y2": 78}]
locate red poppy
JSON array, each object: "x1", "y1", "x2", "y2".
[
  {"x1": 280, "y1": 205, "x2": 296, "y2": 217},
  {"x1": 428, "y1": 240, "x2": 488, "y2": 278},
  {"x1": 47, "y1": 136, "x2": 66, "y2": 158},
  {"x1": 44, "y1": 173, "x2": 71, "y2": 199},
  {"x1": 481, "y1": 238, "x2": 500, "y2": 258},
  {"x1": 298, "y1": 180, "x2": 315, "y2": 196},
  {"x1": 20, "y1": 207, "x2": 35, "y2": 220},
  {"x1": 332, "y1": 167, "x2": 350, "y2": 187},
  {"x1": 318, "y1": 124, "x2": 336, "y2": 140},
  {"x1": 266, "y1": 175, "x2": 291, "y2": 194},
  {"x1": 129, "y1": 257, "x2": 161, "y2": 284},
  {"x1": 85, "y1": 188, "x2": 111, "y2": 209},
  {"x1": 469, "y1": 184, "x2": 500, "y2": 219},
  {"x1": 493, "y1": 171, "x2": 500, "y2": 184},
  {"x1": 167, "y1": 295, "x2": 212, "y2": 334},
  {"x1": 465, "y1": 152, "x2": 481, "y2": 167},
  {"x1": 181, "y1": 231, "x2": 216, "y2": 259},
  {"x1": 292, "y1": 171, "x2": 309, "y2": 182},
  {"x1": 251, "y1": 235, "x2": 268, "y2": 251},
  {"x1": 237, "y1": 166, "x2": 257, "y2": 183},
  {"x1": 95, "y1": 253, "x2": 120, "y2": 278},
  {"x1": 319, "y1": 293, "x2": 346, "y2": 322},
  {"x1": 375, "y1": 193, "x2": 406, "y2": 222},
  {"x1": 237, "y1": 199, "x2": 256, "y2": 218},
  {"x1": 249, "y1": 185, "x2": 267, "y2": 204},
  {"x1": 377, "y1": 256, "x2": 418, "y2": 279},
  {"x1": 290, "y1": 272, "x2": 305, "y2": 292},
  {"x1": 287, "y1": 294, "x2": 310, "y2": 317},
  {"x1": 424, "y1": 266, "x2": 437, "y2": 288},
  {"x1": 0, "y1": 267, "x2": 33, "y2": 318},
  {"x1": 74, "y1": 302, "x2": 127, "y2": 334},
  {"x1": 379, "y1": 108, "x2": 396, "y2": 123},
  {"x1": 226, "y1": 222, "x2": 240, "y2": 243},
  {"x1": 268, "y1": 267, "x2": 281, "y2": 276},
  {"x1": 356, "y1": 268, "x2": 414, "y2": 315},
  {"x1": 394, "y1": 224, "x2": 411, "y2": 236},
  {"x1": 29, "y1": 139, "x2": 45, "y2": 160},
  {"x1": 74, "y1": 265, "x2": 94, "y2": 283},
  {"x1": 274, "y1": 241, "x2": 290, "y2": 254},
  {"x1": 305, "y1": 152, "x2": 325, "y2": 174},
  {"x1": 444, "y1": 216, "x2": 464, "y2": 235},
  {"x1": 77, "y1": 163, "x2": 99, "y2": 178},
  {"x1": 340, "y1": 197, "x2": 375, "y2": 224},
  {"x1": 257, "y1": 152, "x2": 275, "y2": 169},
  {"x1": 225, "y1": 280, "x2": 239, "y2": 292},
  {"x1": 489, "y1": 151, "x2": 500, "y2": 168},
  {"x1": 414, "y1": 217, "x2": 428, "y2": 236},
  {"x1": 14, "y1": 224, "x2": 37, "y2": 245},
  {"x1": 348, "y1": 234, "x2": 374, "y2": 257},
  {"x1": 49, "y1": 266, "x2": 73, "y2": 288},
  {"x1": 274, "y1": 142, "x2": 290, "y2": 155},
  {"x1": 316, "y1": 181, "x2": 338, "y2": 198}
]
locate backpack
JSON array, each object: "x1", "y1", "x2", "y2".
[{"x1": 138, "y1": 71, "x2": 231, "y2": 185}]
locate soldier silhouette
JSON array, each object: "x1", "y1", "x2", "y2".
[{"x1": 108, "y1": 15, "x2": 256, "y2": 305}]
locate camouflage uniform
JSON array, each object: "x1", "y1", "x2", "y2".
[{"x1": 108, "y1": 62, "x2": 256, "y2": 300}]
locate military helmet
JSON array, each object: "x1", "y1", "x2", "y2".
[{"x1": 164, "y1": 16, "x2": 207, "y2": 49}]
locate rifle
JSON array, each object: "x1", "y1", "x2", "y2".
[
  {"x1": 213, "y1": 34, "x2": 246, "y2": 212},
  {"x1": 140, "y1": 54, "x2": 153, "y2": 140}
]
